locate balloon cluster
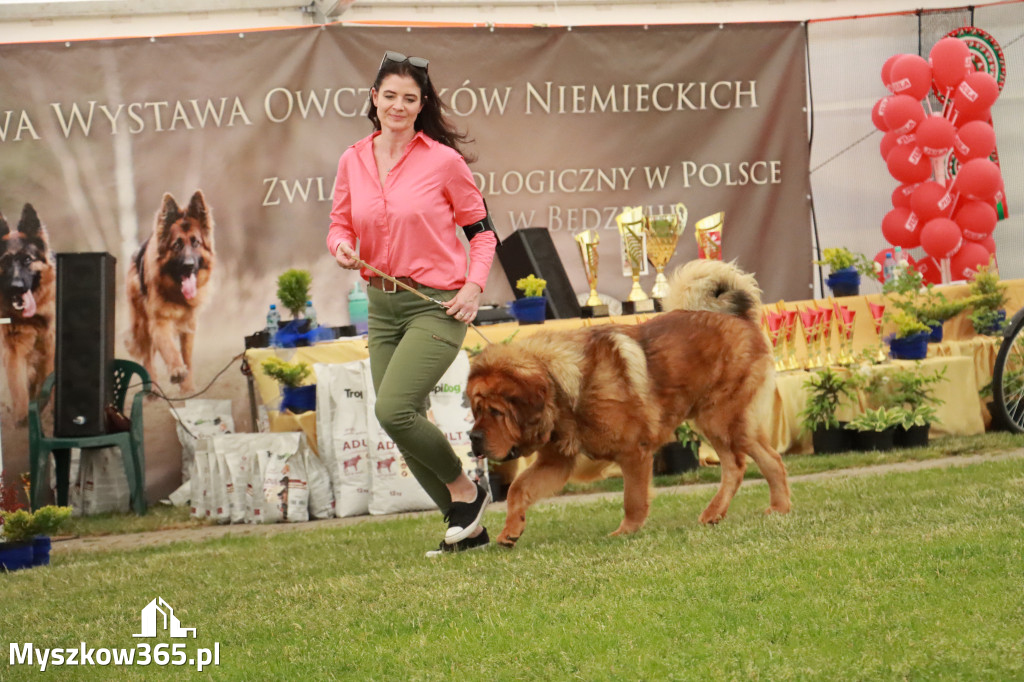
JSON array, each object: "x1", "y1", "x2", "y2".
[{"x1": 873, "y1": 36, "x2": 1004, "y2": 283}]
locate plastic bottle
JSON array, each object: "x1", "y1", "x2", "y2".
[
  {"x1": 266, "y1": 304, "x2": 281, "y2": 346},
  {"x1": 348, "y1": 282, "x2": 368, "y2": 335},
  {"x1": 893, "y1": 245, "x2": 906, "y2": 271},
  {"x1": 882, "y1": 253, "x2": 895, "y2": 282},
  {"x1": 304, "y1": 300, "x2": 318, "y2": 329}
]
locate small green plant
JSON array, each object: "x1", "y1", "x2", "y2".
[
  {"x1": 860, "y1": 364, "x2": 947, "y2": 428},
  {"x1": 882, "y1": 263, "x2": 969, "y2": 329},
  {"x1": 886, "y1": 308, "x2": 931, "y2": 339},
  {"x1": 967, "y1": 262, "x2": 1009, "y2": 336},
  {"x1": 845, "y1": 406, "x2": 903, "y2": 432},
  {"x1": 799, "y1": 367, "x2": 856, "y2": 432},
  {"x1": 815, "y1": 247, "x2": 875, "y2": 277},
  {"x1": 277, "y1": 269, "x2": 313, "y2": 318},
  {"x1": 1, "y1": 505, "x2": 72, "y2": 544},
  {"x1": 516, "y1": 274, "x2": 547, "y2": 298},
  {"x1": 260, "y1": 357, "x2": 313, "y2": 388}
]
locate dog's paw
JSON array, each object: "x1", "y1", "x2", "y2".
[
  {"x1": 496, "y1": 533, "x2": 518, "y2": 548},
  {"x1": 169, "y1": 366, "x2": 189, "y2": 385},
  {"x1": 699, "y1": 509, "x2": 725, "y2": 525}
]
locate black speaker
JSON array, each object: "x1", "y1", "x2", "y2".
[
  {"x1": 496, "y1": 228, "x2": 581, "y2": 319},
  {"x1": 55, "y1": 252, "x2": 116, "y2": 437}
]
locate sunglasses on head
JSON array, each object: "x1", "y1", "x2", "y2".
[{"x1": 379, "y1": 51, "x2": 430, "y2": 73}]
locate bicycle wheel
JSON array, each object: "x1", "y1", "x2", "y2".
[{"x1": 992, "y1": 309, "x2": 1024, "y2": 433}]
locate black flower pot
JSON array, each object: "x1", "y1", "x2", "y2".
[
  {"x1": 853, "y1": 427, "x2": 896, "y2": 452},
  {"x1": 654, "y1": 441, "x2": 699, "y2": 475},
  {"x1": 811, "y1": 423, "x2": 852, "y2": 455},
  {"x1": 894, "y1": 423, "x2": 930, "y2": 448}
]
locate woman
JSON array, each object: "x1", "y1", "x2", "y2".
[{"x1": 327, "y1": 51, "x2": 497, "y2": 556}]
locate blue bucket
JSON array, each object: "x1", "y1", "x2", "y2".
[
  {"x1": 889, "y1": 331, "x2": 929, "y2": 360},
  {"x1": 0, "y1": 542, "x2": 34, "y2": 572},
  {"x1": 509, "y1": 296, "x2": 547, "y2": 324},
  {"x1": 825, "y1": 267, "x2": 860, "y2": 297},
  {"x1": 280, "y1": 384, "x2": 317, "y2": 414}
]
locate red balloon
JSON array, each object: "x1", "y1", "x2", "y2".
[
  {"x1": 881, "y1": 54, "x2": 903, "y2": 91},
  {"x1": 890, "y1": 54, "x2": 933, "y2": 100},
  {"x1": 915, "y1": 114, "x2": 956, "y2": 157},
  {"x1": 954, "y1": 200, "x2": 998, "y2": 239},
  {"x1": 915, "y1": 255, "x2": 944, "y2": 285},
  {"x1": 949, "y1": 241, "x2": 991, "y2": 281},
  {"x1": 886, "y1": 144, "x2": 931, "y2": 184},
  {"x1": 880, "y1": 129, "x2": 915, "y2": 160},
  {"x1": 929, "y1": 37, "x2": 972, "y2": 93},
  {"x1": 882, "y1": 95, "x2": 926, "y2": 134},
  {"x1": 955, "y1": 158, "x2": 1002, "y2": 201},
  {"x1": 881, "y1": 207, "x2": 923, "y2": 248},
  {"x1": 953, "y1": 120, "x2": 996, "y2": 163},
  {"x1": 891, "y1": 183, "x2": 919, "y2": 209},
  {"x1": 920, "y1": 217, "x2": 963, "y2": 259},
  {"x1": 911, "y1": 181, "x2": 953, "y2": 222},
  {"x1": 871, "y1": 97, "x2": 891, "y2": 131},
  {"x1": 970, "y1": 235, "x2": 997, "y2": 255},
  {"x1": 955, "y1": 106, "x2": 992, "y2": 125},
  {"x1": 953, "y1": 71, "x2": 1000, "y2": 118}
]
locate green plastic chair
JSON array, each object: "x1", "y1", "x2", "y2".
[{"x1": 28, "y1": 359, "x2": 151, "y2": 515}]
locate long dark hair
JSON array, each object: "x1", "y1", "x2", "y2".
[{"x1": 367, "y1": 57, "x2": 475, "y2": 161}]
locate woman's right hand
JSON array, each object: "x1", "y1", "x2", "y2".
[{"x1": 335, "y1": 242, "x2": 360, "y2": 270}]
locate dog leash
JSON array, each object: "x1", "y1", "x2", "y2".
[{"x1": 347, "y1": 255, "x2": 493, "y2": 344}]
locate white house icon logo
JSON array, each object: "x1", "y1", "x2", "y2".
[{"x1": 133, "y1": 597, "x2": 197, "y2": 638}]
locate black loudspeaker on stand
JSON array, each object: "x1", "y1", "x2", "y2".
[
  {"x1": 496, "y1": 227, "x2": 581, "y2": 319},
  {"x1": 55, "y1": 252, "x2": 116, "y2": 437}
]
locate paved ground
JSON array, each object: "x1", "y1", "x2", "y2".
[{"x1": 51, "y1": 449, "x2": 1024, "y2": 555}]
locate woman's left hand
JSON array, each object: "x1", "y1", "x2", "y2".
[{"x1": 444, "y1": 282, "x2": 483, "y2": 323}]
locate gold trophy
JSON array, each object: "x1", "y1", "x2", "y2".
[
  {"x1": 643, "y1": 203, "x2": 688, "y2": 305},
  {"x1": 574, "y1": 229, "x2": 609, "y2": 318},
  {"x1": 694, "y1": 211, "x2": 724, "y2": 260},
  {"x1": 615, "y1": 206, "x2": 655, "y2": 314}
]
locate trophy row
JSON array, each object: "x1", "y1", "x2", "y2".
[
  {"x1": 574, "y1": 204, "x2": 724, "y2": 316},
  {"x1": 762, "y1": 300, "x2": 889, "y2": 372}
]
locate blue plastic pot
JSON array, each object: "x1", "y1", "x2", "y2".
[
  {"x1": 509, "y1": 296, "x2": 547, "y2": 324},
  {"x1": 929, "y1": 323, "x2": 944, "y2": 343},
  {"x1": 889, "y1": 331, "x2": 930, "y2": 360},
  {"x1": 825, "y1": 267, "x2": 860, "y2": 297},
  {"x1": 280, "y1": 384, "x2": 317, "y2": 414},
  {"x1": 31, "y1": 536, "x2": 51, "y2": 567},
  {"x1": 0, "y1": 542, "x2": 34, "y2": 572}
]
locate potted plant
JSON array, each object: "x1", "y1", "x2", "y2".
[
  {"x1": 883, "y1": 264, "x2": 968, "y2": 344},
  {"x1": 277, "y1": 268, "x2": 313, "y2": 320},
  {"x1": 814, "y1": 247, "x2": 874, "y2": 297},
  {"x1": 655, "y1": 422, "x2": 701, "y2": 475},
  {"x1": 799, "y1": 367, "x2": 856, "y2": 454},
  {"x1": 0, "y1": 505, "x2": 72, "y2": 571},
  {"x1": 261, "y1": 357, "x2": 316, "y2": 414},
  {"x1": 510, "y1": 274, "x2": 548, "y2": 324},
  {"x1": 966, "y1": 261, "x2": 1009, "y2": 336},
  {"x1": 887, "y1": 364, "x2": 946, "y2": 446},
  {"x1": 885, "y1": 309, "x2": 931, "y2": 360},
  {"x1": 844, "y1": 406, "x2": 903, "y2": 451}
]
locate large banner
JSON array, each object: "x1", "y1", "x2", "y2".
[{"x1": 0, "y1": 23, "x2": 810, "y2": 498}]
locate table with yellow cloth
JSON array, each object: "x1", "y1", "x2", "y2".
[{"x1": 244, "y1": 278, "x2": 1021, "y2": 482}]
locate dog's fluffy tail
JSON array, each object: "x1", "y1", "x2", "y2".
[{"x1": 661, "y1": 259, "x2": 762, "y2": 323}]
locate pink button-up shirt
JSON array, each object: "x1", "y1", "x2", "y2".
[{"x1": 327, "y1": 131, "x2": 496, "y2": 291}]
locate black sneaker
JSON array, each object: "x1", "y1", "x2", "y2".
[
  {"x1": 443, "y1": 482, "x2": 490, "y2": 545},
  {"x1": 426, "y1": 527, "x2": 490, "y2": 557}
]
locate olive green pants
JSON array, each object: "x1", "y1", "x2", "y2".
[{"x1": 367, "y1": 285, "x2": 467, "y2": 514}]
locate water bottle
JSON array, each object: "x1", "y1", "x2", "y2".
[
  {"x1": 882, "y1": 253, "x2": 895, "y2": 282},
  {"x1": 304, "y1": 300, "x2": 318, "y2": 329},
  {"x1": 266, "y1": 304, "x2": 281, "y2": 346},
  {"x1": 893, "y1": 245, "x2": 906, "y2": 270},
  {"x1": 348, "y1": 282, "x2": 368, "y2": 335}
]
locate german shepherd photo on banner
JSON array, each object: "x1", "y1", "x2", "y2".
[
  {"x1": 126, "y1": 190, "x2": 215, "y2": 394},
  {"x1": 0, "y1": 203, "x2": 56, "y2": 423}
]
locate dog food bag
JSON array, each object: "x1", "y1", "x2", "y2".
[
  {"x1": 260, "y1": 432, "x2": 309, "y2": 523},
  {"x1": 78, "y1": 446, "x2": 132, "y2": 516},
  {"x1": 172, "y1": 399, "x2": 235, "y2": 484},
  {"x1": 428, "y1": 351, "x2": 486, "y2": 488},
  {"x1": 210, "y1": 434, "x2": 258, "y2": 524},
  {"x1": 189, "y1": 438, "x2": 211, "y2": 520},
  {"x1": 363, "y1": 366, "x2": 436, "y2": 516},
  {"x1": 321, "y1": 359, "x2": 372, "y2": 518},
  {"x1": 304, "y1": 438, "x2": 335, "y2": 520}
]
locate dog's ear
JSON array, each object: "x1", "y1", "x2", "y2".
[
  {"x1": 17, "y1": 204, "x2": 41, "y2": 239},
  {"x1": 157, "y1": 193, "x2": 181, "y2": 240},
  {"x1": 186, "y1": 190, "x2": 214, "y2": 243}
]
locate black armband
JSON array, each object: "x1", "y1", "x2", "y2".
[{"x1": 461, "y1": 213, "x2": 499, "y2": 243}]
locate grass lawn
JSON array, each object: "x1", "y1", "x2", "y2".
[{"x1": 3, "y1": 447, "x2": 1023, "y2": 680}]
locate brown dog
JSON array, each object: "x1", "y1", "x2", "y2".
[
  {"x1": 0, "y1": 204, "x2": 56, "y2": 423},
  {"x1": 467, "y1": 260, "x2": 790, "y2": 547},
  {"x1": 126, "y1": 191, "x2": 215, "y2": 394}
]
